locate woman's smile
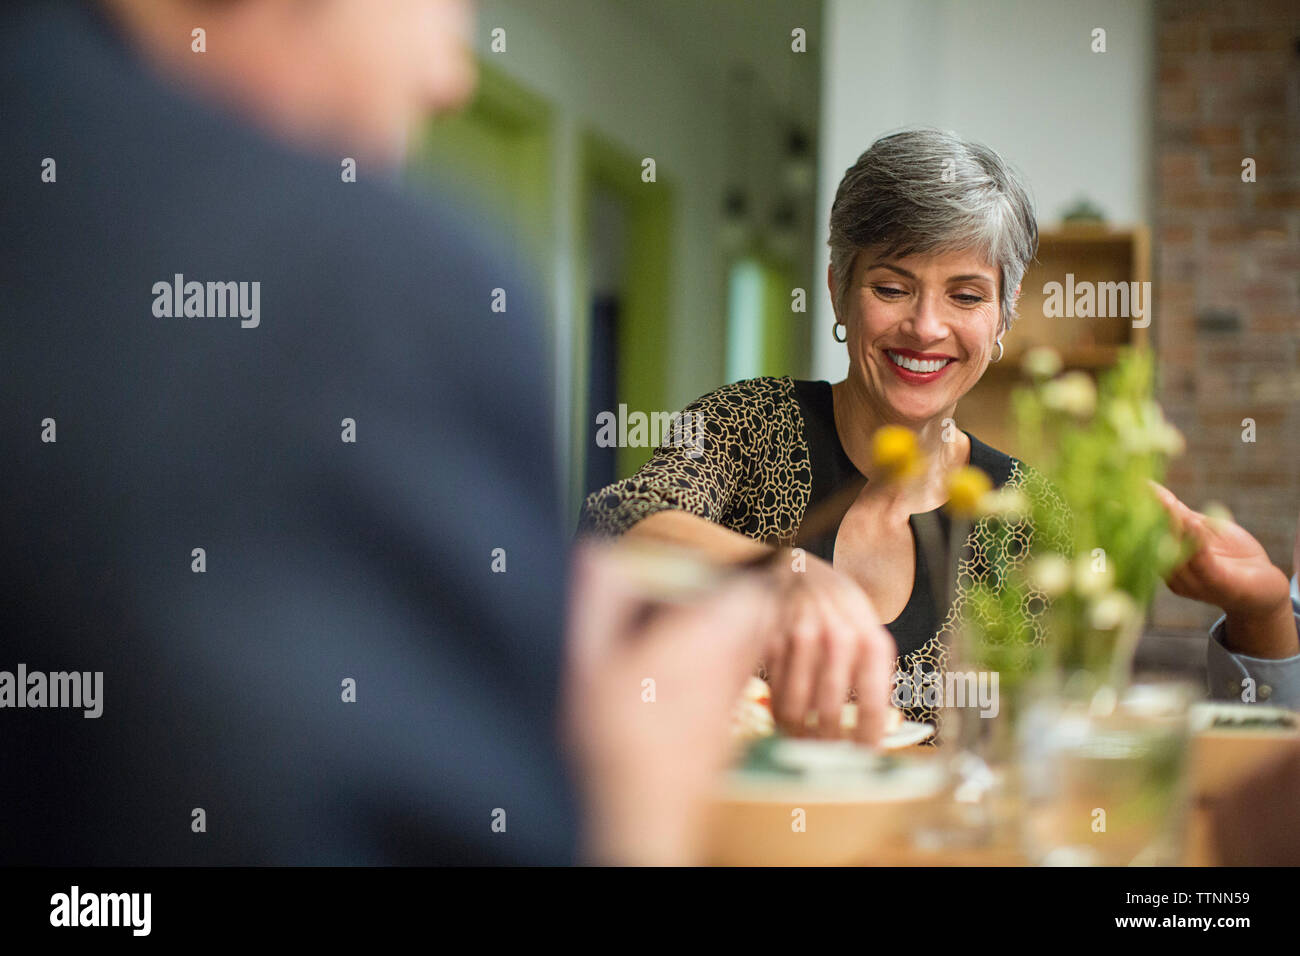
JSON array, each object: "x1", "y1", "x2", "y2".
[{"x1": 884, "y1": 347, "x2": 957, "y2": 383}]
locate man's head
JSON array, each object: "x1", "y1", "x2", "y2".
[{"x1": 102, "y1": 0, "x2": 477, "y2": 165}]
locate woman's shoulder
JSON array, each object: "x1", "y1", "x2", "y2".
[
  {"x1": 966, "y1": 435, "x2": 1055, "y2": 499},
  {"x1": 986, "y1": 445, "x2": 1073, "y2": 543},
  {"x1": 677, "y1": 376, "x2": 807, "y2": 422},
  {"x1": 686, "y1": 375, "x2": 796, "y2": 405},
  {"x1": 966, "y1": 432, "x2": 1018, "y2": 488},
  {"x1": 967, "y1": 436, "x2": 1066, "y2": 512}
]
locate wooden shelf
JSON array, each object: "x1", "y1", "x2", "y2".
[{"x1": 960, "y1": 225, "x2": 1152, "y2": 456}]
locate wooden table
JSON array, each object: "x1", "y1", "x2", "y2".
[{"x1": 707, "y1": 730, "x2": 1300, "y2": 866}]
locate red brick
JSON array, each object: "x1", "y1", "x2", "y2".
[
  {"x1": 1158, "y1": 21, "x2": 1202, "y2": 54},
  {"x1": 1205, "y1": 147, "x2": 1288, "y2": 179},
  {"x1": 1157, "y1": 86, "x2": 1198, "y2": 116},
  {"x1": 1204, "y1": 84, "x2": 1287, "y2": 119},
  {"x1": 1193, "y1": 124, "x2": 1244, "y2": 147},
  {"x1": 1252, "y1": 313, "x2": 1300, "y2": 333},
  {"x1": 1160, "y1": 153, "x2": 1202, "y2": 181},
  {"x1": 1209, "y1": 29, "x2": 1280, "y2": 53},
  {"x1": 1206, "y1": 220, "x2": 1292, "y2": 242},
  {"x1": 1160, "y1": 185, "x2": 1244, "y2": 210},
  {"x1": 1255, "y1": 190, "x2": 1300, "y2": 210}
]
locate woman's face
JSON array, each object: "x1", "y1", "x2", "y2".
[{"x1": 835, "y1": 247, "x2": 1003, "y2": 428}]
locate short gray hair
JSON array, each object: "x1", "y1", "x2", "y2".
[{"x1": 828, "y1": 128, "x2": 1037, "y2": 333}]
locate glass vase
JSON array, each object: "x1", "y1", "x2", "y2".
[{"x1": 1017, "y1": 676, "x2": 1193, "y2": 866}]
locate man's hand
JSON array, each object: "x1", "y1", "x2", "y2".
[
  {"x1": 563, "y1": 542, "x2": 778, "y2": 865},
  {"x1": 1152, "y1": 482, "x2": 1297, "y2": 659},
  {"x1": 761, "y1": 552, "x2": 898, "y2": 744}
]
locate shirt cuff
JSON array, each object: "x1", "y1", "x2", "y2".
[{"x1": 1206, "y1": 610, "x2": 1300, "y2": 710}]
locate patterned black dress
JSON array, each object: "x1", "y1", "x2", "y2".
[{"x1": 579, "y1": 376, "x2": 1063, "y2": 736}]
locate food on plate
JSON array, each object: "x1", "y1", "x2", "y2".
[
  {"x1": 731, "y1": 676, "x2": 904, "y2": 741},
  {"x1": 732, "y1": 676, "x2": 776, "y2": 741},
  {"x1": 832, "y1": 701, "x2": 904, "y2": 735}
]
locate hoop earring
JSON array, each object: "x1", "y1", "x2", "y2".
[
  {"x1": 992, "y1": 339, "x2": 1004, "y2": 362},
  {"x1": 832, "y1": 321, "x2": 847, "y2": 343}
]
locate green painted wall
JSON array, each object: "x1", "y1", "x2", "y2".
[
  {"x1": 407, "y1": 63, "x2": 553, "y2": 286},
  {"x1": 577, "y1": 132, "x2": 675, "y2": 479}
]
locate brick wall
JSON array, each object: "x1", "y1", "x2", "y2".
[{"x1": 1151, "y1": 0, "x2": 1300, "y2": 635}]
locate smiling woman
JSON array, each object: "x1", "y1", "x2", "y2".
[{"x1": 578, "y1": 128, "x2": 1062, "y2": 743}]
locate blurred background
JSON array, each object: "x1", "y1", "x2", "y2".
[{"x1": 405, "y1": 0, "x2": 1299, "y2": 661}]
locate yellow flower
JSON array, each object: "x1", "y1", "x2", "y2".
[
  {"x1": 945, "y1": 466, "x2": 992, "y2": 518},
  {"x1": 871, "y1": 425, "x2": 922, "y2": 481}
]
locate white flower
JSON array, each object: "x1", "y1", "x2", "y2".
[
  {"x1": 978, "y1": 487, "x2": 1030, "y2": 521},
  {"x1": 1202, "y1": 502, "x2": 1234, "y2": 526},
  {"x1": 1042, "y1": 371, "x2": 1096, "y2": 418},
  {"x1": 1151, "y1": 417, "x2": 1185, "y2": 457},
  {"x1": 1022, "y1": 346, "x2": 1063, "y2": 380},
  {"x1": 1088, "y1": 590, "x2": 1140, "y2": 632},
  {"x1": 1027, "y1": 554, "x2": 1072, "y2": 597},
  {"x1": 1111, "y1": 400, "x2": 1185, "y2": 456},
  {"x1": 1073, "y1": 553, "x2": 1115, "y2": 597},
  {"x1": 1156, "y1": 535, "x2": 1183, "y2": 569}
]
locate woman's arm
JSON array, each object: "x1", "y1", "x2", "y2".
[
  {"x1": 578, "y1": 379, "x2": 897, "y2": 744},
  {"x1": 578, "y1": 380, "x2": 773, "y2": 539},
  {"x1": 624, "y1": 510, "x2": 775, "y2": 565}
]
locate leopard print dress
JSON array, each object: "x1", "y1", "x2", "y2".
[{"x1": 578, "y1": 375, "x2": 1064, "y2": 739}]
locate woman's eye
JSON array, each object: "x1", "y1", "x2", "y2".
[
  {"x1": 872, "y1": 285, "x2": 907, "y2": 299},
  {"x1": 952, "y1": 293, "x2": 986, "y2": 305}
]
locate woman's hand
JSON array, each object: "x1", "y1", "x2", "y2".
[
  {"x1": 761, "y1": 551, "x2": 899, "y2": 745},
  {"x1": 1152, "y1": 482, "x2": 1298, "y2": 658}
]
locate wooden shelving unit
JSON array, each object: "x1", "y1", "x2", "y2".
[{"x1": 960, "y1": 224, "x2": 1152, "y2": 457}]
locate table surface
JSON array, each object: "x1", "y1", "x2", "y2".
[
  {"x1": 866, "y1": 734, "x2": 1297, "y2": 866},
  {"x1": 708, "y1": 727, "x2": 1300, "y2": 865}
]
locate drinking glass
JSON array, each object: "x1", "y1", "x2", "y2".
[{"x1": 1017, "y1": 680, "x2": 1193, "y2": 866}]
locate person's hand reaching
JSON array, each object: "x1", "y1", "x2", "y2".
[
  {"x1": 563, "y1": 542, "x2": 779, "y2": 865},
  {"x1": 760, "y1": 551, "x2": 899, "y2": 745},
  {"x1": 1152, "y1": 482, "x2": 1297, "y2": 659}
]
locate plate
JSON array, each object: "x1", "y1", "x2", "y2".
[
  {"x1": 734, "y1": 726, "x2": 938, "y2": 784},
  {"x1": 708, "y1": 745, "x2": 946, "y2": 864},
  {"x1": 882, "y1": 719, "x2": 937, "y2": 749},
  {"x1": 1190, "y1": 701, "x2": 1299, "y2": 735}
]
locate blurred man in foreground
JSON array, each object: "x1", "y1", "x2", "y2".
[{"x1": 0, "y1": 0, "x2": 771, "y2": 864}]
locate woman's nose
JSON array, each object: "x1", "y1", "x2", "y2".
[{"x1": 900, "y1": 292, "x2": 948, "y2": 343}]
